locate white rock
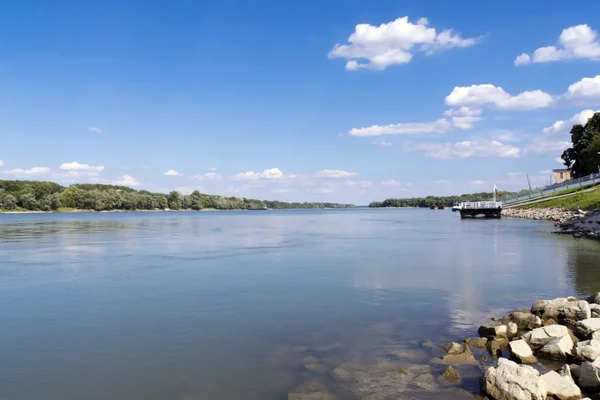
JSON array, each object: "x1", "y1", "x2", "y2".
[
  {"x1": 577, "y1": 318, "x2": 600, "y2": 338},
  {"x1": 538, "y1": 335, "x2": 574, "y2": 361},
  {"x1": 482, "y1": 358, "x2": 547, "y2": 400},
  {"x1": 509, "y1": 340, "x2": 537, "y2": 364},
  {"x1": 523, "y1": 325, "x2": 569, "y2": 348},
  {"x1": 511, "y1": 311, "x2": 542, "y2": 330},
  {"x1": 507, "y1": 322, "x2": 518, "y2": 338},
  {"x1": 575, "y1": 339, "x2": 600, "y2": 362},
  {"x1": 541, "y1": 370, "x2": 581, "y2": 400},
  {"x1": 561, "y1": 300, "x2": 591, "y2": 321}
]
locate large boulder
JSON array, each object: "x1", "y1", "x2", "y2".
[
  {"x1": 576, "y1": 318, "x2": 600, "y2": 339},
  {"x1": 575, "y1": 339, "x2": 600, "y2": 362},
  {"x1": 511, "y1": 311, "x2": 542, "y2": 330},
  {"x1": 531, "y1": 298, "x2": 590, "y2": 323},
  {"x1": 523, "y1": 325, "x2": 569, "y2": 349},
  {"x1": 587, "y1": 293, "x2": 600, "y2": 305},
  {"x1": 509, "y1": 339, "x2": 537, "y2": 364},
  {"x1": 482, "y1": 358, "x2": 547, "y2": 400},
  {"x1": 577, "y1": 358, "x2": 600, "y2": 392},
  {"x1": 540, "y1": 370, "x2": 581, "y2": 400},
  {"x1": 537, "y1": 335, "x2": 574, "y2": 362},
  {"x1": 479, "y1": 323, "x2": 508, "y2": 339},
  {"x1": 561, "y1": 300, "x2": 592, "y2": 322}
]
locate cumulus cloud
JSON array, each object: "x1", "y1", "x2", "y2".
[
  {"x1": 115, "y1": 175, "x2": 141, "y2": 186},
  {"x1": 565, "y1": 75, "x2": 600, "y2": 102},
  {"x1": 192, "y1": 172, "x2": 222, "y2": 180},
  {"x1": 164, "y1": 169, "x2": 183, "y2": 176},
  {"x1": 315, "y1": 169, "x2": 358, "y2": 178},
  {"x1": 409, "y1": 140, "x2": 520, "y2": 159},
  {"x1": 444, "y1": 107, "x2": 483, "y2": 129},
  {"x1": 515, "y1": 24, "x2": 600, "y2": 65},
  {"x1": 524, "y1": 136, "x2": 570, "y2": 154},
  {"x1": 445, "y1": 84, "x2": 553, "y2": 110},
  {"x1": 232, "y1": 168, "x2": 295, "y2": 181},
  {"x1": 349, "y1": 118, "x2": 451, "y2": 136},
  {"x1": 59, "y1": 161, "x2": 104, "y2": 172},
  {"x1": 2, "y1": 167, "x2": 51, "y2": 176},
  {"x1": 543, "y1": 109, "x2": 599, "y2": 134},
  {"x1": 89, "y1": 127, "x2": 102, "y2": 133},
  {"x1": 328, "y1": 16, "x2": 480, "y2": 71}
]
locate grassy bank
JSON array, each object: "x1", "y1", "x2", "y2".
[{"x1": 521, "y1": 184, "x2": 600, "y2": 210}]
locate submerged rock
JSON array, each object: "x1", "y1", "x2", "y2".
[
  {"x1": 540, "y1": 370, "x2": 581, "y2": 400},
  {"x1": 441, "y1": 365, "x2": 460, "y2": 383},
  {"x1": 288, "y1": 381, "x2": 336, "y2": 400},
  {"x1": 482, "y1": 358, "x2": 547, "y2": 400},
  {"x1": 509, "y1": 339, "x2": 537, "y2": 364},
  {"x1": 464, "y1": 337, "x2": 488, "y2": 349},
  {"x1": 440, "y1": 343, "x2": 477, "y2": 364}
]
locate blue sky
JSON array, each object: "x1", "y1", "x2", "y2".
[{"x1": 1, "y1": 0, "x2": 600, "y2": 204}]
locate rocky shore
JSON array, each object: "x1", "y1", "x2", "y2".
[{"x1": 503, "y1": 208, "x2": 600, "y2": 241}]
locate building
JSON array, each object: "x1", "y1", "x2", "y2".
[{"x1": 553, "y1": 168, "x2": 572, "y2": 184}]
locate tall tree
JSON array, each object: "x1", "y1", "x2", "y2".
[{"x1": 561, "y1": 112, "x2": 600, "y2": 178}]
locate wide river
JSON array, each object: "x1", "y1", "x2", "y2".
[{"x1": 1, "y1": 208, "x2": 600, "y2": 399}]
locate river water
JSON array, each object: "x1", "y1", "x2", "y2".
[{"x1": 1, "y1": 209, "x2": 599, "y2": 399}]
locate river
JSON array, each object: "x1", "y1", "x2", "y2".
[{"x1": 1, "y1": 209, "x2": 599, "y2": 399}]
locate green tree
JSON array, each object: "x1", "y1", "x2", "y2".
[
  {"x1": 168, "y1": 191, "x2": 182, "y2": 210},
  {"x1": 2, "y1": 194, "x2": 17, "y2": 210},
  {"x1": 19, "y1": 192, "x2": 38, "y2": 210},
  {"x1": 561, "y1": 112, "x2": 600, "y2": 178}
]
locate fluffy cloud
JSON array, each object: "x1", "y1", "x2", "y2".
[
  {"x1": 89, "y1": 127, "x2": 102, "y2": 133},
  {"x1": 445, "y1": 84, "x2": 553, "y2": 110},
  {"x1": 59, "y1": 161, "x2": 104, "y2": 172},
  {"x1": 2, "y1": 167, "x2": 51, "y2": 176},
  {"x1": 344, "y1": 180, "x2": 372, "y2": 188},
  {"x1": 192, "y1": 172, "x2": 222, "y2": 180},
  {"x1": 434, "y1": 179, "x2": 451, "y2": 184},
  {"x1": 469, "y1": 180, "x2": 487, "y2": 185},
  {"x1": 380, "y1": 179, "x2": 401, "y2": 186},
  {"x1": 515, "y1": 24, "x2": 600, "y2": 65},
  {"x1": 565, "y1": 75, "x2": 600, "y2": 102},
  {"x1": 115, "y1": 175, "x2": 140, "y2": 186},
  {"x1": 164, "y1": 169, "x2": 183, "y2": 176},
  {"x1": 443, "y1": 107, "x2": 483, "y2": 129},
  {"x1": 409, "y1": 140, "x2": 520, "y2": 159},
  {"x1": 315, "y1": 169, "x2": 358, "y2": 178},
  {"x1": 349, "y1": 118, "x2": 451, "y2": 136},
  {"x1": 328, "y1": 16, "x2": 480, "y2": 71},
  {"x1": 524, "y1": 136, "x2": 570, "y2": 154},
  {"x1": 0, "y1": 160, "x2": 3, "y2": 167},
  {"x1": 232, "y1": 168, "x2": 294, "y2": 180},
  {"x1": 543, "y1": 109, "x2": 599, "y2": 134}
]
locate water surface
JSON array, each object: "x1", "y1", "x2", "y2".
[{"x1": 1, "y1": 209, "x2": 599, "y2": 399}]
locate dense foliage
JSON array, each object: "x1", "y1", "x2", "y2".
[
  {"x1": 561, "y1": 112, "x2": 600, "y2": 178},
  {"x1": 0, "y1": 180, "x2": 354, "y2": 212},
  {"x1": 368, "y1": 191, "x2": 518, "y2": 208}
]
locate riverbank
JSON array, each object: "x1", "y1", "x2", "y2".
[{"x1": 503, "y1": 208, "x2": 600, "y2": 241}]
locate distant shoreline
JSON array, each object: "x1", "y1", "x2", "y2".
[{"x1": 0, "y1": 207, "x2": 357, "y2": 215}]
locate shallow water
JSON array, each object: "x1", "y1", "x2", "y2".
[{"x1": 1, "y1": 208, "x2": 599, "y2": 399}]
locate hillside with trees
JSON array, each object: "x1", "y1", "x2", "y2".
[
  {"x1": 0, "y1": 180, "x2": 354, "y2": 212},
  {"x1": 561, "y1": 112, "x2": 600, "y2": 178}
]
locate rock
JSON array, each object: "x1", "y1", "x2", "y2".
[
  {"x1": 479, "y1": 323, "x2": 508, "y2": 339},
  {"x1": 540, "y1": 370, "x2": 581, "y2": 400},
  {"x1": 543, "y1": 318, "x2": 557, "y2": 326},
  {"x1": 576, "y1": 318, "x2": 600, "y2": 338},
  {"x1": 487, "y1": 338, "x2": 509, "y2": 358},
  {"x1": 577, "y1": 358, "x2": 600, "y2": 392},
  {"x1": 532, "y1": 298, "x2": 590, "y2": 323},
  {"x1": 575, "y1": 339, "x2": 600, "y2": 362},
  {"x1": 289, "y1": 381, "x2": 337, "y2": 400},
  {"x1": 464, "y1": 337, "x2": 488, "y2": 349},
  {"x1": 331, "y1": 362, "x2": 363, "y2": 381},
  {"x1": 590, "y1": 304, "x2": 600, "y2": 318},
  {"x1": 560, "y1": 300, "x2": 591, "y2": 322},
  {"x1": 507, "y1": 322, "x2": 518, "y2": 338},
  {"x1": 509, "y1": 339, "x2": 537, "y2": 364},
  {"x1": 482, "y1": 358, "x2": 547, "y2": 400},
  {"x1": 570, "y1": 364, "x2": 581, "y2": 380},
  {"x1": 441, "y1": 343, "x2": 477, "y2": 364},
  {"x1": 511, "y1": 311, "x2": 543, "y2": 330},
  {"x1": 587, "y1": 293, "x2": 600, "y2": 305},
  {"x1": 531, "y1": 300, "x2": 551, "y2": 314},
  {"x1": 442, "y1": 365, "x2": 460, "y2": 383},
  {"x1": 304, "y1": 362, "x2": 330, "y2": 373},
  {"x1": 537, "y1": 335, "x2": 574, "y2": 362},
  {"x1": 523, "y1": 325, "x2": 569, "y2": 349}
]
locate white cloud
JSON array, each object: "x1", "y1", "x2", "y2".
[
  {"x1": 2, "y1": 167, "x2": 51, "y2": 176},
  {"x1": 434, "y1": 179, "x2": 451, "y2": 184},
  {"x1": 445, "y1": 84, "x2": 553, "y2": 110},
  {"x1": 192, "y1": 172, "x2": 222, "y2": 180},
  {"x1": 541, "y1": 169, "x2": 552, "y2": 173},
  {"x1": 89, "y1": 127, "x2": 102, "y2": 133},
  {"x1": 164, "y1": 169, "x2": 183, "y2": 176},
  {"x1": 565, "y1": 75, "x2": 600, "y2": 102},
  {"x1": 271, "y1": 188, "x2": 299, "y2": 193},
  {"x1": 59, "y1": 161, "x2": 104, "y2": 172},
  {"x1": 409, "y1": 140, "x2": 520, "y2": 159},
  {"x1": 328, "y1": 16, "x2": 480, "y2": 71},
  {"x1": 0, "y1": 160, "x2": 3, "y2": 167},
  {"x1": 115, "y1": 175, "x2": 140, "y2": 186},
  {"x1": 349, "y1": 118, "x2": 451, "y2": 136},
  {"x1": 515, "y1": 24, "x2": 600, "y2": 65},
  {"x1": 381, "y1": 179, "x2": 401, "y2": 186},
  {"x1": 312, "y1": 187, "x2": 333, "y2": 194},
  {"x1": 469, "y1": 180, "x2": 487, "y2": 185},
  {"x1": 344, "y1": 180, "x2": 372, "y2": 188},
  {"x1": 315, "y1": 169, "x2": 358, "y2": 178},
  {"x1": 556, "y1": 157, "x2": 565, "y2": 164},
  {"x1": 443, "y1": 107, "x2": 483, "y2": 129},
  {"x1": 524, "y1": 136, "x2": 570, "y2": 154},
  {"x1": 232, "y1": 168, "x2": 295, "y2": 181},
  {"x1": 373, "y1": 141, "x2": 393, "y2": 146},
  {"x1": 543, "y1": 109, "x2": 599, "y2": 134}
]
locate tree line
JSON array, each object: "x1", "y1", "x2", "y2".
[
  {"x1": 561, "y1": 112, "x2": 600, "y2": 178},
  {"x1": 0, "y1": 180, "x2": 354, "y2": 212},
  {"x1": 369, "y1": 191, "x2": 518, "y2": 208}
]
